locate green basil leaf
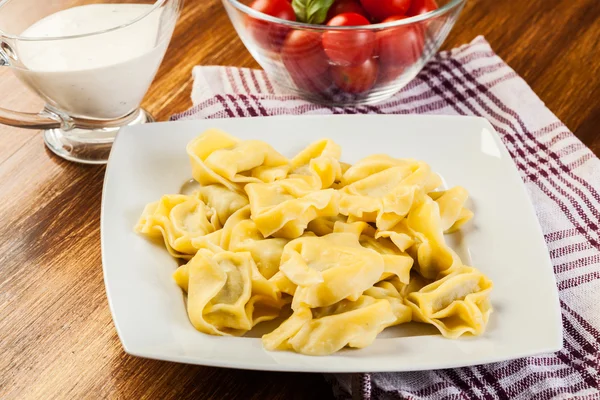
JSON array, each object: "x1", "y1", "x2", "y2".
[
  {"x1": 292, "y1": 0, "x2": 334, "y2": 24},
  {"x1": 306, "y1": 0, "x2": 334, "y2": 24},
  {"x1": 292, "y1": 0, "x2": 309, "y2": 22}
]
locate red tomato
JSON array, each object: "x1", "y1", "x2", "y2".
[
  {"x1": 332, "y1": 58, "x2": 378, "y2": 93},
  {"x1": 326, "y1": 0, "x2": 367, "y2": 20},
  {"x1": 322, "y1": 13, "x2": 375, "y2": 66},
  {"x1": 359, "y1": 0, "x2": 412, "y2": 22},
  {"x1": 292, "y1": 70, "x2": 332, "y2": 94},
  {"x1": 377, "y1": 15, "x2": 424, "y2": 68},
  {"x1": 407, "y1": 0, "x2": 438, "y2": 16},
  {"x1": 250, "y1": 0, "x2": 295, "y2": 21},
  {"x1": 282, "y1": 30, "x2": 330, "y2": 84},
  {"x1": 247, "y1": 0, "x2": 296, "y2": 51}
]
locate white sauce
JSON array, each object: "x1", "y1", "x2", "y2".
[{"x1": 14, "y1": 4, "x2": 175, "y2": 119}]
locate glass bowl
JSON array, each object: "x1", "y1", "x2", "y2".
[{"x1": 222, "y1": 0, "x2": 466, "y2": 106}]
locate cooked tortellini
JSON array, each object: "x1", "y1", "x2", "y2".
[
  {"x1": 135, "y1": 194, "x2": 218, "y2": 259},
  {"x1": 289, "y1": 139, "x2": 343, "y2": 189},
  {"x1": 263, "y1": 296, "x2": 397, "y2": 355},
  {"x1": 279, "y1": 233, "x2": 385, "y2": 309},
  {"x1": 333, "y1": 221, "x2": 413, "y2": 284},
  {"x1": 364, "y1": 281, "x2": 412, "y2": 325},
  {"x1": 429, "y1": 187, "x2": 474, "y2": 233},
  {"x1": 187, "y1": 129, "x2": 289, "y2": 191},
  {"x1": 245, "y1": 178, "x2": 340, "y2": 239},
  {"x1": 338, "y1": 157, "x2": 442, "y2": 231},
  {"x1": 183, "y1": 250, "x2": 284, "y2": 336},
  {"x1": 136, "y1": 131, "x2": 493, "y2": 356},
  {"x1": 406, "y1": 196, "x2": 463, "y2": 279},
  {"x1": 195, "y1": 184, "x2": 249, "y2": 227},
  {"x1": 228, "y1": 218, "x2": 289, "y2": 279},
  {"x1": 405, "y1": 266, "x2": 493, "y2": 338}
]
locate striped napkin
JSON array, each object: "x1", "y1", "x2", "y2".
[{"x1": 171, "y1": 36, "x2": 600, "y2": 400}]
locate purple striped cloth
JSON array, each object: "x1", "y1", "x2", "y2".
[{"x1": 171, "y1": 36, "x2": 600, "y2": 400}]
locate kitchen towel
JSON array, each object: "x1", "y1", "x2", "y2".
[{"x1": 172, "y1": 36, "x2": 600, "y2": 400}]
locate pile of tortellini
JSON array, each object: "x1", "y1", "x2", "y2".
[{"x1": 135, "y1": 129, "x2": 493, "y2": 356}]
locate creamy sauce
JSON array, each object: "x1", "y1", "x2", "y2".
[{"x1": 14, "y1": 4, "x2": 176, "y2": 119}]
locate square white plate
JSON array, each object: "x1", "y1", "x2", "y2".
[{"x1": 101, "y1": 115, "x2": 562, "y2": 373}]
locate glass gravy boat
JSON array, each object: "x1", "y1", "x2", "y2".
[{"x1": 0, "y1": 0, "x2": 182, "y2": 164}]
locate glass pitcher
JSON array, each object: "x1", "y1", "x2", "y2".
[{"x1": 0, "y1": 0, "x2": 182, "y2": 164}]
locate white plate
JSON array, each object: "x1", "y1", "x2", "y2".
[{"x1": 101, "y1": 115, "x2": 562, "y2": 373}]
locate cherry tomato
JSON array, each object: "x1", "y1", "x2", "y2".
[
  {"x1": 326, "y1": 0, "x2": 367, "y2": 20},
  {"x1": 359, "y1": 0, "x2": 412, "y2": 22},
  {"x1": 377, "y1": 15, "x2": 424, "y2": 68},
  {"x1": 332, "y1": 58, "x2": 378, "y2": 93},
  {"x1": 247, "y1": 0, "x2": 296, "y2": 51},
  {"x1": 322, "y1": 13, "x2": 375, "y2": 66},
  {"x1": 292, "y1": 70, "x2": 332, "y2": 94},
  {"x1": 407, "y1": 0, "x2": 438, "y2": 16},
  {"x1": 282, "y1": 30, "x2": 330, "y2": 86}
]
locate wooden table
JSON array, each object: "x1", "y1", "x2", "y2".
[{"x1": 1, "y1": 0, "x2": 599, "y2": 398}]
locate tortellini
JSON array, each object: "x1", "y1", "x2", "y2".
[
  {"x1": 405, "y1": 266, "x2": 493, "y2": 338},
  {"x1": 278, "y1": 233, "x2": 385, "y2": 309},
  {"x1": 183, "y1": 250, "x2": 284, "y2": 336},
  {"x1": 364, "y1": 281, "x2": 412, "y2": 325},
  {"x1": 289, "y1": 139, "x2": 343, "y2": 189},
  {"x1": 187, "y1": 129, "x2": 290, "y2": 191},
  {"x1": 333, "y1": 221, "x2": 413, "y2": 284},
  {"x1": 195, "y1": 184, "x2": 249, "y2": 227},
  {"x1": 406, "y1": 196, "x2": 463, "y2": 279},
  {"x1": 338, "y1": 157, "x2": 442, "y2": 231},
  {"x1": 375, "y1": 219, "x2": 415, "y2": 252},
  {"x1": 263, "y1": 296, "x2": 397, "y2": 355},
  {"x1": 245, "y1": 178, "x2": 340, "y2": 239},
  {"x1": 135, "y1": 194, "x2": 218, "y2": 259},
  {"x1": 136, "y1": 131, "x2": 493, "y2": 357},
  {"x1": 429, "y1": 187, "x2": 474, "y2": 233},
  {"x1": 228, "y1": 218, "x2": 289, "y2": 279}
]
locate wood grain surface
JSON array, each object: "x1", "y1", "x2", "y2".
[{"x1": 1, "y1": 0, "x2": 599, "y2": 399}]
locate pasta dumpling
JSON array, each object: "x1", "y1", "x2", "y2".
[
  {"x1": 333, "y1": 221, "x2": 413, "y2": 284},
  {"x1": 184, "y1": 250, "x2": 284, "y2": 336},
  {"x1": 278, "y1": 233, "x2": 385, "y2": 309},
  {"x1": 228, "y1": 218, "x2": 289, "y2": 279},
  {"x1": 245, "y1": 178, "x2": 339, "y2": 239},
  {"x1": 332, "y1": 219, "x2": 376, "y2": 237},
  {"x1": 407, "y1": 196, "x2": 463, "y2": 279},
  {"x1": 306, "y1": 215, "x2": 347, "y2": 236},
  {"x1": 338, "y1": 158, "x2": 442, "y2": 231},
  {"x1": 135, "y1": 194, "x2": 218, "y2": 259},
  {"x1": 429, "y1": 187, "x2": 474, "y2": 234},
  {"x1": 340, "y1": 154, "x2": 414, "y2": 187},
  {"x1": 289, "y1": 139, "x2": 343, "y2": 189},
  {"x1": 262, "y1": 306, "x2": 313, "y2": 351},
  {"x1": 405, "y1": 266, "x2": 493, "y2": 338},
  {"x1": 263, "y1": 296, "x2": 397, "y2": 356},
  {"x1": 213, "y1": 205, "x2": 252, "y2": 250},
  {"x1": 195, "y1": 184, "x2": 249, "y2": 227},
  {"x1": 375, "y1": 219, "x2": 416, "y2": 252},
  {"x1": 187, "y1": 129, "x2": 290, "y2": 191},
  {"x1": 192, "y1": 205, "x2": 290, "y2": 280},
  {"x1": 377, "y1": 186, "x2": 473, "y2": 255},
  {"x1": 364, "y1": 281, "x2": 412, "y2": 325},
  {"x1": 268, "y1": 270, "x2": 297, "y2": 296},
  {"x1": 387, "y1": 272, "x2": 433, "y2": 298}
]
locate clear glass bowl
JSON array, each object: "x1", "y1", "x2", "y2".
[{"x1": 222, "y1": 0, "x2": 465, "y2": 106}]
